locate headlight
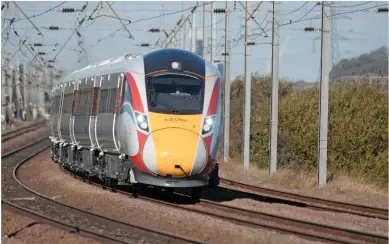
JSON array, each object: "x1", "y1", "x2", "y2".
[
  {"x1": 140, "y1": 121, "x2": 148, "y2": 130},
  {"x1": 205, "y1": 117, "x2": 213, "y2": 125},
  {"x1": 135, "y1": 112, "x2": 149, "y2": 132},
  {"x1": 203, "y1": 124, "x2": 211, "y2": 132},
  {"x1": 137, "y1": 114, "x2": 145, "y2": 123},
  {"x1": 202, "y1": 116, "x2": 215, "y2": 135}
]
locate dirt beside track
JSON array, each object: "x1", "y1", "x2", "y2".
[
  {"x1": 218, "y1": 160, "x2": 388, "y2": 209},
  {"x1": 18, "y1": 151, "x2": 322, "y2": 244},
  {"x1": 1, "y1": 206, "x2": 100, "y2": 244},
  {"x1": 1, "y1": 127, "x2": 50, "y2": 155}
]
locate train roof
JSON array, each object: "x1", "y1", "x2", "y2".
[
  {"x1": 58, "y1": 49, "x2": 218, "y2": 90},
  {"x1": 62, "y1": 54, "x2": 142, "y2": 83}
]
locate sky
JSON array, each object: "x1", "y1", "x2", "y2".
[{"x1": 1, "y1": 1, "x2": 388, "y2": 83}]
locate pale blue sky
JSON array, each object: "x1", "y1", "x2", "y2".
[{"x1": 2, "y1": 1, "x2": 388, "y2": 82}]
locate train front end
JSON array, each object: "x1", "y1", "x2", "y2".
[{"x1": 126, "y1": 49, "x2": 222, "y2": 189}]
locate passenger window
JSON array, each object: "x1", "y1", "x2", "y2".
[
  {"x1": 109, "y1": 73, "x2": 118, "y2": 83},
  {"x1": 91, "y1": 87, "x2": 100, "y2": 116},
  {"x1": 99, "y1": 88, "x2": 117, "y2": 113},
  {"x1": 75, "y1": 88, "x2": 92, "y2": 116}
]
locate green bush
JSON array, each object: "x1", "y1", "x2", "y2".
[{"x1": 229, "y1": 74, "x2": 388, "y2": 187}]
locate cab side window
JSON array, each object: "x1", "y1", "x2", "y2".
[{"x1": 124, "y1": 76, "x2": 132, "y2": 106}]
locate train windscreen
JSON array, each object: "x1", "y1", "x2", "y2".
[{"x1": 146, "y1": 74, "x2": 204, "y2": 115}]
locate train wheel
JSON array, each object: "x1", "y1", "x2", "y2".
[
  {"x1": 110, "y1": 179, "x2": 118, "y2": 193},
  {"x1": 103, "y1": 178, "x2": 110, "y2": 190},
  {"x1": 84, "y1": 172, "x2": 91, "y2": 184},
  {"x1": 208, "y1": 164, "x2": 220, "y2": 188},
  {"x1": 132, "y1": 185, "x2": 139, "y2": 198},
  {"x1": 189, "y1": 188, "x2": 202, "y2": 202},
  {"x1": 165, "y1": 188, "x2": 173, "y2": 195}
]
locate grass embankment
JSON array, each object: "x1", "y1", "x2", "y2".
[{"x1": 228, "y1": 74, "x2": 388, "y2": 188}]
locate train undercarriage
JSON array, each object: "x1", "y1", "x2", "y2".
[{"x1": 50, "y1": 139, "x2": 220, "y2": 201}]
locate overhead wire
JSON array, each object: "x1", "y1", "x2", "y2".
[
  {"x1": 52, "y1": 1, "x2": 89, "y2": 56},
  {"x1": 280, "y1": 3, "x2": 388, "y2": 27},
  {"x1": 11, "y1": 30, "x2": 45, "y2": 67},
  {"x1": 12, "y1": 1, "x2": 44, "y2": 36},
  {"x1": 13, "y1": 1, "x2": 66, "y2": 23},
  {"x1": 94, "y1": 1, "x2": 214, "y2": 46},
  {"x1": 3, "y1": 1, "x2": 387, "y2": 74},
  {"x1": 279, "y1": 1, "x2": 309, "y2": 15},
  {"x1": 288, "y1": 2, "x2": 318, "y2": 24},
  {"x1": 47, "y1": 1, "x2": 88, "y2": 67},
  {"x1": 82, "y1": 2, "x2": 103, "y2": 29},
  {"x1": 2, "y1": 2, "x2": 10, "y2": 27},
  {"x1": 332, "y1": 1, "x2": 373, "y2": 8},
  {"x1": 2, "y1": 21, "x2": 14, "y2": 49},
  {"x1": 53, "y1": 14, "x2": 87, "y2": 60}
]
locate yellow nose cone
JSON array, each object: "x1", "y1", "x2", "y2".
[{"x1": 152, "y1": 128, "x2": 199, "y2": 177}]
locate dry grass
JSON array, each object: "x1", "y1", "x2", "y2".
[{"x1": 218, "y1": 157, "x2": 388, "y2": 207}]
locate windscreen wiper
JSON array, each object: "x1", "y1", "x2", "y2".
[
  {"x1": 170, "y1": 107, "x2": 179, "y2": 113},
  {"x1": 149, "y1": 88, "x2": 158, "y2": 107}
]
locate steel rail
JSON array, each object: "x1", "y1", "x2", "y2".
[
  {"x1": 2, "y1": 200, "x2": 129, "y2": 244},
  {"x1": 2, "y1": 123, "x2": 46, "y2": 142},
  {"x1": 220, "y1": 178, "x2": 388, "y2": 220},
  {"x1": 2, "y1": 136, "x2": 48, "y2": 158}
]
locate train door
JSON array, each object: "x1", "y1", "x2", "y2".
[
  {"x1": 73, "y1": 77, "x2": 94, "y2": 147},
  {"x1": 57, "y1": 85, "x2": 65, "y2": 141},
  {"x1": 113, "y1": 73, "x2": 124, "y2": 151},
  {"x1": 60, "y1": 81, "x2": 73, "y2": 144},
  {"x1": 70, "y1": 80, "x2": 79, "y2": 145},
  {"x1": 51, "y1": 87, "x2": 61, "y2": 139},
  {"x1": 95, "y1": 73, "x2": 121, "y2": 152},
  {"x1": 89, "y1": 76, "x2": 101, "y2": 148}
]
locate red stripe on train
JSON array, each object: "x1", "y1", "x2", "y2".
[
  {"x1": 207, "y1": 78, "x2": 220, "y2": 116},
  {"x1": 129, "y1": 131, "x2": 155, "y2": 176},
  {"x1": 125, "y1": 72, "x2": 154, "y2": 175},
  {"x1": 126, "y1": 72, "x2": 144, "y2": 113},
  {"x1": 199, "y1": 134, "x2": 215, "y2": 176}
]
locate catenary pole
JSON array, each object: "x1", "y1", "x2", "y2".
[
  {"x1": 191, "y1": 11, "x2": 196, "y2": 53},
  {"x1": 269, "y1": 1, "x2": 280, "y2": 175},
  {"x1": 243, "y1": 1, "x2": 252, "y2": 169},
  {"x1": 183, "y1": 21, "x2": 187, "y2": 50},
  {"x1": 210, "y1": 2, "x2": 216, "y2": 63},
  {"x1": 203, "y1": 2, "x2": 208, "y2": 59},
  {"x1": 223, "y1": 1, "x2": 231, "y2": 162},
  {"x1": 318, "y1": 1, "x2": 331, "y2": 185}
]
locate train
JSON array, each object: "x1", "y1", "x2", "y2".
[{"x1": 49, "y1": 48, "x2": 223, "y2": 200}]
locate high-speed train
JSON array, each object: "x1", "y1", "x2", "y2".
[{"x1": 50, "y1": 48, "x2": 223, "y2": 199}]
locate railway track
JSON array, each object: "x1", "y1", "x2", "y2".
[
  {"x1": 220, "y1": 178, "x2": 388, "y2": 220},
  {"x1": 2, "y1": 138, "x2": 202, "y2": 244},
  {"x1": 1, "y1": 121, "x2": 46, "y2": 142},
  {"x1": 132, "y1": 192, "x2": 388, "y2": 244},
  {"x1": 58, "y1": 167, "x2": 388, "y2": 244}
]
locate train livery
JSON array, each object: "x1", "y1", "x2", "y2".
[{"x1": 50, "y1": 48, "x2": 223, "y2": 199}]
